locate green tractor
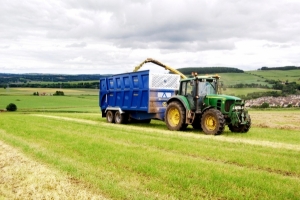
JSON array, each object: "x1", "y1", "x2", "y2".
[
  {"x1": 134, "y1": 58, "x2": 251, "y2": 135},
  {"x1": 165, "y1": 72, "x2": 251, "y2": 135}
]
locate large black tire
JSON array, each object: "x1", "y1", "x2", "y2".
[
  {"x1": 106, "y1": 110, "x2": 115, "y2": 123},
  {"x1": 114, "y1": 111, "x2": 128, "y2": 124},
  {"x1": 229, "y1": 116, "x2": 251, "y2": 133},
  {"x1": 165, "y1": 101, "x2": 186, "y2": 131},
  {"x1": 201, "y1": 109, "x2": 225, "y2": 135}
]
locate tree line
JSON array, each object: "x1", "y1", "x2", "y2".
[
  {"x1": 4, "y1": 82, "x2": 99, "y2": 89},
  {"x1": 175, "y1": 67, "x2": 244, "y2": 75},
  {"x1": 260, "y1": 66, "x2": 300, "y2": 70},
  {"x1": 0, "y1": 73, "x2": 107, "y2": 85}
]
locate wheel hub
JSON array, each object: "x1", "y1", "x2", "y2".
[
  {"x1": 168, "y1": 107, "x2": 180, "y2": 126},
  {"x1": 205, "y1": 115, "x2": 216, "y2": 131}
]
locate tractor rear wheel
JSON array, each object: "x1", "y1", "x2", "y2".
[
  {"x1": 201, "y1": 109, "x2": 225, "y2": 135},
  {"x1": 115, "y1": 111, "x2": 128, "y2": 124},
  {"x1": 106, "y1": 110, "x2": 115, "y2": 123},
  {"x1": 165, "y1": 101, "x2": 186, "y2": 131}
]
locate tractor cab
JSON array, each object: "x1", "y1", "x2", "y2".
[{"x1": 178, "y1": 73, "x2": 220, "y2": 112}]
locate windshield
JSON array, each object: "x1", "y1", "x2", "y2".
[{"x1": 198, "y1": 81, "x2": 216, "y2": 95}]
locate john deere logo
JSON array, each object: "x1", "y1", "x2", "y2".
[{"x1": 162, "y1": 102, "x2": 167, "y2": 107}]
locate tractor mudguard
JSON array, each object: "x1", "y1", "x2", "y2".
[{"x1": 167, "y1": 96, "x2": 191, "y2": 111}]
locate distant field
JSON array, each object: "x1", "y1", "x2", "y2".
[
  {"x1": 223, "y1": 88, "x2": 279, "y2": 96},
  {"x1": 209, "y1": 70, "x2": 300, "y2": 90},
  {"x1": 218, "y1": 72, "x2": 268, "y2": 86},
  {"x1": 0, "y1": 88, "x2": 99, "y2": 112},
  {"x1": 0, "y1": 87, "x2": 99, "y2": 96},
  {"x1": 248, "y1": 69, "x2": 300, "y2": 84}
]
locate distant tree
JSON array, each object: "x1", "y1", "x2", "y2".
[
  {"x1": 6, "y1": 103, "x2": 17, "y2": 111},
  {"x1": 260, "y1": 102, "x2": 269, "y2": 108},
  {"x1": 53, "y1": 91, "x2": 64, "y2": 96}
]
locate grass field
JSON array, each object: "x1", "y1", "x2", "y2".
[
  {"x1": 0, "y1": 89, "x2": 300, "y2": 199},
  {"x1": 0, "y1": 88, "x2": 99, "y2": 112},
  {"x1": 218, "y1": 72, "x2": 268, "y2": 86},
  {"x1": 248, "y1": 69, "x2": 300, "y2": 84}
]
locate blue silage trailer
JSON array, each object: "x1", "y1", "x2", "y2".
[{"x1": 99, "y1": 70, "x2": 180, "y2": 124}]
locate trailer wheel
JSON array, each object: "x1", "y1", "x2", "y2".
[
  {"x1": 106, "y1": 110, "x2": 115, "y2": 123},
  {"x1": 165, "y1": 101, "x2": 186, "y2": 131},
  {"x1": 201, "y1": 109, "x2": 225, "y2": 135},
  {"x1": 115, "y1": 111, "x2": 128, "y2": 124}
]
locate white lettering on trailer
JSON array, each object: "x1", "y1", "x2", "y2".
[{"x1": 157, "y1": 92, "x2": 171, "y2": 99}]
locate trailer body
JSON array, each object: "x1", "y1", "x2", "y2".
[{"x1": 99, "y1": 70, "x2": 180, "y2": 121}]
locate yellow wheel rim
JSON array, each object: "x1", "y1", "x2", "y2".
[
  {"x1": 168, "y1": 107, "x2": 180, "y2": 126},
  {"x1": 205, "y1": 115, "x2": 217, "y2": 131}
]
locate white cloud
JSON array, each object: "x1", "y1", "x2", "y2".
[{"x1": 0, "y1": 0, "x2": 300, "y2": 74}]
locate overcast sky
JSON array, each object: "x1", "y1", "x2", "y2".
[{"x1": 1, "y1": 0, "x2": 300, "y2": 74}]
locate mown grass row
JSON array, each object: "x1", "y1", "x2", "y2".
[{"x1": 0, "y1": 112, "x2": 299, "y2": 199}]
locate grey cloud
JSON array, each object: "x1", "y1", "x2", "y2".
[
  {"x1": 55, "y1": 0, "x2": 300, "y2": 51},
  {"x1": 5, "y1": 0, "x2": 299, "y2": 50},
  {"x1": 1, "y1": 0, "x2": 300, "y2": 73}
]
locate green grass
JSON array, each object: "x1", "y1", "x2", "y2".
[
  {"x1": 0, "y1": 111, "x2": 299, "y2": 199},
  {"x1": 1, "y1": 88, "x2": 300, "y2": 199}
]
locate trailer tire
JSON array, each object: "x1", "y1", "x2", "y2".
[
  {"x1": 106, "y1": 110, "x2": 115, "y2": 123},
  {"x1": 115, "y1": 111, "x2": 128, "y2": 124},
  {"x1": 165, "y1": 101, "x2": 186, "y2": 131},
  {"x1": 201, "y1": 109, "x2": 225, "y2": 135}
]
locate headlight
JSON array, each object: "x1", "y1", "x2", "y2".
[{"x1": 234, "y1": 106, "x2": 242, "y2": 110}]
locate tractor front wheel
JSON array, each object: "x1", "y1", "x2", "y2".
[
  {"x1": 229, "y1": 116, "x2": 251, "y2": 133},
  {"x1": 165, "y1": 101, "x2": 186, "y2": 131},
  {"x1": 201, "y1": 109, "x2": 225, "y2": 135}
]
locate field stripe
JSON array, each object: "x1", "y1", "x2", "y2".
[
  {"x1": 32, "y1": 114, "x2": 98, "y2": 125},
  {"x1": 32, "y1": 114, "x2": 300, "y2": 152},
  {"x1": 0, "y1": 137, "x2": 107, "y2": 200}
]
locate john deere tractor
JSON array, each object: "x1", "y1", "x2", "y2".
[
  {"x1": 134, "y1": 58, "x2": 251, "y2": 135},
  {"x1": 165, "y1": 72, "x2": 251, "y2": 135}
]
